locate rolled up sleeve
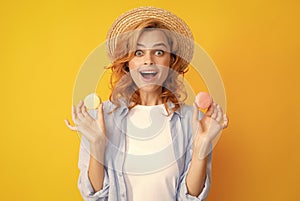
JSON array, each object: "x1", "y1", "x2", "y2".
[{"x1": 177, "y1": 152, "x2": 212, "y2": 201}]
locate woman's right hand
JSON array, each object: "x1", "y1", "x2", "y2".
[{"x1": 64, "y1": 100, "x2": 106, "y2": 159}]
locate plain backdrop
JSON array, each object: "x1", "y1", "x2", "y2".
[{"x1": 1, "y1": 0, "x2": 299, "y2": 200}]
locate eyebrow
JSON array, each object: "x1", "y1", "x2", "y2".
[{"x1": 137, "y1": 42, "x2": 169, "y2": 49}]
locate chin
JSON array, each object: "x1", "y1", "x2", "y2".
[{"x1": 138, "y1": 84, "x2": 162, "y2": 93}]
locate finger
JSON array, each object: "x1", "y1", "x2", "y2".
[
  {"x1": 76, "y1": 100, "x2": 84, "y2": 115},
  {"x1": 222, "y1": 114, "x2": 229, "y2": 129},
  {"x1": 205, "y1": 100, "x2": 214, "y2": 117},
  {"x1": 97, "y1": 103, "x2": 106, "y2": 134},
  {"x1": 192, "y1": 103, "x2": 201, "y2": 135},
  {"x1": 82, "y1": 105, "x2": 94, "y2": 122},
  {"x1": 76, "y1": 100, "x2": 85, "y2": 120},
  {"x1": 215, "y1": 104, "x2": 223, "y2": 122},
  {"x1": 77, "y1": 112, "x2": 85, "y2": 121},
  {"x1": 192, "y1": 102, "x2": 199, "y2": 122},
  {"x1": 211, "y1": 102, "x2": 218, "y2": 119},
  {"x1": 81, "y1": 105, "x2": 87, "y2": 117},
  {"x1": 64, "y1": 119, "x2": 78, "y2": 131},
  {"x1": 72, "y1": 105, "x2": 77, "y2": 122}
]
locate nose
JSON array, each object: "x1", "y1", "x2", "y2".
[{"x1": 143, "y1": 51, "x2": 154, "y2": 65}]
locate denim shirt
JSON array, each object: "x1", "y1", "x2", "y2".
[{"x1": 77, "y1": 100, "x2": 212, "y2": 201}]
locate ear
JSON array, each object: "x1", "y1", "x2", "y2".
[
  {"x1": 170, "y1": 55, "x2": 176, "y2": 65},
  {"x1": 123, "y1": 63, "x2": 129, "y2": 72}
]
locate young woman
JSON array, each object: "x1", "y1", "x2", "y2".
[{"x1": 65, "y1": 6, "x2": 228, "y2": 201}]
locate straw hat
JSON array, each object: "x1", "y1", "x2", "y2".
[{"x1": 106, "y1": 6, "x2": 194, "y2": 67}]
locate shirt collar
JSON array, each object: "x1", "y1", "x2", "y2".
[{"x1": 115, "y1": 100, "x2": 183, "y2": 119}]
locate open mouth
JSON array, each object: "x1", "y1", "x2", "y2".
[{"x1": 140, "y1": 71, "x2": 158, "y2": 79}]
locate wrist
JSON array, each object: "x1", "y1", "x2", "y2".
[
  {"x1": 193, "y1": 137, "x2": 211, "y2": 161},
  {"x1": 90, "y1": 139, "x2": 106, "y2": 162}
]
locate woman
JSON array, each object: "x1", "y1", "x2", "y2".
[{"x1": 65, "y1": 6, "x2": 228, "y2": 201}]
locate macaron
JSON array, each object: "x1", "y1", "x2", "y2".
[
  {"x1": 195, "y1": 92, "x2": 212, "y2": 110},
  {"x1": 84, "y1": 93, "x2": 101, "y2": 110}
]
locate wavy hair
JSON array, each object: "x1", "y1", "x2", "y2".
[{"x1": 107, "y1": 19, "x2": 189, "y2": 115}]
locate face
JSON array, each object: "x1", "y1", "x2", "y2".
[{"x1": 128, "y1": 29, "x2": 171, "y2": 93}]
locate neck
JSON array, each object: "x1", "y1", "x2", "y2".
[{"x1": 139, "y1": 87, "x2": 163, "y2": 106}]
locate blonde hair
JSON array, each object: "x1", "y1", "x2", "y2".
[{"x1": 107, "y1": 19, "x2": 189, "y2": 114}]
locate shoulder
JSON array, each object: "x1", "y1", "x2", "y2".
[
  {"x1": 102, "y1": 100, "x2": 128, "y2": 117},
  {"x1": 179, "y1": 104, "x2": 193, "y2": 114}
]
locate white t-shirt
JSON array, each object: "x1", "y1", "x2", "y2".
[{"x1": 124, "y1": 104, "x2": 179, "y2": 201}]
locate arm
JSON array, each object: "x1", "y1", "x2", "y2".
[
  {"x1": 186, "y1": 138, "x2": 210, "y2": 196},
  {"x1": 88, "y1": 141, "x2": 106, "y2": 191},
  {"x1": 65, "y1": 101, "x2": 109, "y2": 200},
  {"x1": 176, "y1": 135, "x2": 212, "y2": 201},
  {"x1": 78, "y1": 136, "x2": 109, "y2": 200},
  {"x1": 186, "y1": 101, "x2": 228, "y2": 197}
]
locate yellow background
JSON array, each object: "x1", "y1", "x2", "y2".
[{"x1": 1, "y1": 0, "x2": 299, "y2": 200}]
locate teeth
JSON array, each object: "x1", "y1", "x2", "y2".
[
  {"x1": 140, "y1": 71, "x2": 157, "y2": 74},
  {"x1": 140, "y1": 70, "x2": 158, "y2": 78}
]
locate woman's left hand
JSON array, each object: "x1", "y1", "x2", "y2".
[{"x1": 192, "y1": 101, "x2": 229, "y2": 159}]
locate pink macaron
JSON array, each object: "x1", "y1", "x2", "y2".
[{"x1": 195, "y1": 92, "x2": 212, "y2": 110}]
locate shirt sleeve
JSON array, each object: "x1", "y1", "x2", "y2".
[{"x1": 177, "y1": 149, "x2": 212, "y2": 201}]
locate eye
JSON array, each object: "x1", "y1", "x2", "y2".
[
  {"x1": 135, "y1": 50, "x2": 143, "y2": 56},
  {"x1": 155, "y1": 50, "x2": 164, "y2": 56}
]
